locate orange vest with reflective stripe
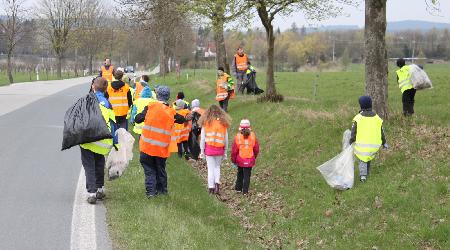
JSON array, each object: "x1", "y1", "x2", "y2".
[
  {"x1": 216, "y1": 75, "x2": 229, "y2": 101},
  {"x1": 135, "y1": 81, "x2": 144, "y2": 99},
  {"x1": 204, "y1": 120, "x2": 227, "y2": 148},
  {"x1": 107, "y1": 83, "x2": 130, "y2": 116},
  {"x1": 139, "y1": 102, "x2": 176, "y2": 158},
  {"x1": 234, "y1": 54, "x2": 248, "y2": 71},
  {"x1": 101, "y1": 66, "x2": 114, "y2": 82},
  {"x1": 235, "y1": 132, "x2": 256, "y2": 159},
  {"x1": 174, "y1": 109, "x2": 191, "y2": 143}
]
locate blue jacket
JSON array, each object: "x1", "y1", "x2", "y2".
[{"x1": 131, "y1": 86, "x2": 152, "y2": 123}]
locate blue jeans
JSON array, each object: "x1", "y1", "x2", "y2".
[{"x1": 140, "y1": 152, "x2": 168, "y2": 196}]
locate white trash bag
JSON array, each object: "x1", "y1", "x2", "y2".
[
  {"x1": 409, "y1": 64, "x2": 433, "y2": 90},
  {"x1": 106, "y1": 128, "x2": 135, "y2": 180},
  {"x1": 317, "y1": 129, "x2": 354, "y2": 190}
]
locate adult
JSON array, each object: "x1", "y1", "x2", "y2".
[
  {"x1": 215, "y1": 67, "x2": 234, "y2": 112},
  {"x1": 107, "y1": 70, "x2": 133, "y2": 130},
  {"x1": 100, "y1": 58, "x2": 114, "y2": 82},
  {"x1": 396, "y1": 58, "x2": 416, "y2": 116},
  {"x1": 232, "y1": 46, "x2": 250, "y2": 94},
  {"x1": 134, "y1": 86, "x2": 186, "y2": 198}
]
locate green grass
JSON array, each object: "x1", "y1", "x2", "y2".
[
  {"x1": 0, "y1": 72, "x2": 77, "y2": 86},
  {"x1": 106, "y1": 65, "x2": 449, "y2": 249}
]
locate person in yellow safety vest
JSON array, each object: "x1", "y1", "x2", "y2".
[
  {"x1": 80, "y1": 77, "x2": 118, "y2": 204},
  {"x1": 216, "y1": 66, "x2": 234, "y2": 112},
  {"x1": 171, "y1": 91, "x2": 190, "y2": 110},
  {"x1": 232, "y1": 46, "x2": 250, "y2": 94},
  {"x1": 174, "y1": 99, "x2": 192, "y2": 160},
  {"x1": 107, "y1": 70, "x2": 133, "y2": 131},
  {"x1": 131, "y1": 86, "x2": 157, "y2": 135},
  {"x1": 100, "y1": 58, "x2": 114, "y2": 82},
  {"x1": 396, "y1": 58, "x2": 416, "y2": 116},
  {"x1": 349, "y1": 96, "x2": 388, "y2": 183}
]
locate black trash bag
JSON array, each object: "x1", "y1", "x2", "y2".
[
  {"x1": 188, "y1": 112, "x2": 202, "y2": 160},
  {"x1": 244, "y1": 70, "x2": 264, "y2": 95},
  {"x1": 61, "y1": 92, "x2": 112, "y2": 150}
]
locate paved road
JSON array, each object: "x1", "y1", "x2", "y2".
[{"x1": 0, "y1": 80, "x2": 107, "y2": 249}]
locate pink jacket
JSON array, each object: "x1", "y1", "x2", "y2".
[{"x1": 231, "y1": 138, "x2": 260, "y2": 168}]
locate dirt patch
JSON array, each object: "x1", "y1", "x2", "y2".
[
  {"x1": 411, "y1": 124, "x2": 450, "y2": 159},
  {"x1": 188, "y1": 79, "x2": 213, "y2": 93}
]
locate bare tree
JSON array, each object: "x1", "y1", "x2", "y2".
[
  {"x1": 36, "y1": 0, "x2": 82, "y2": 78},
  {"x1": 0, "y1": 0, "x2": 27, "y2": 84}
]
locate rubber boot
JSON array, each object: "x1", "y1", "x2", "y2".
[{"x1": 208, "y1": 188, "x2": 215, "y2": 194}]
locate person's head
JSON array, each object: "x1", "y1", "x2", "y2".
[
  {"x1": 239, "y1": 119, "x2": 251, "y2": 138},
  {"x1": 175, "y1": 99, "x2": 185, "y2": 110},
  {"x1": 104, "y1": 58, "x2": 111, "y2": 66},
  {"x1": 396, "y1": 58, "x2": 406, "y2": 68},
  {"x1": 93, "y1": 77, "x2": 108, "y2": 93},
  {"x1": 191, "y1": 99, "x2": 200, "y2": 109},
  {"x1": 155, "y1": 85, "x2": 170, "y2": 102},
  {"x1": 177, "y1": 91, "x2": 185, "y2": 100},
  {"x1": 140, "y1": 86, "x2": 152, "y2": 98},
  {"x1": 237, "y1": 46, "x2": 244, "y2": 55},
  {"x1": 113, "y1": 70, "x2": 124, "y2": 81},
  {"x1": 141, "y1": 75, "x2": 149, "y2": 83},
  {"x1": 217, "y1": 67, "x2": 225, "y2": 76},
  {"x1": 359, "y1": 95, "x2": 372, "y2": 110},
  {"x1": 198, "y1": 104, "x2": 231, "y2": 128}
]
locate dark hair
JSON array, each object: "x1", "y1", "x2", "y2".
[
  {"x1": 142, "y1": 75, "x2": 149, "y2": 82},
  {"x1": 113, "y1": 70, "x2": 124, "y2": 81},
  {"x1": 397, "y1": 58, "x2": 406, "y2": 68},
  {"x1": 177, "y1": 91, "x2": 185, "y2": 99},
  {"x1": 93, "y1": 77, "x2": 108, "y2": 93},
  {"x1": 237, "y1": 46, "x2": 243, "y2": 50},
  {"x1": 241, "y1": 128, "x2": 251, "y2": 138},
  {"x1": 218, "y1": 67, "x2": 224, "y2": 71}
]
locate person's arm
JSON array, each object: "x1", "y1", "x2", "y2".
[
  {"x1": 381, "y1": 126, "x2": 387, "y2": 146},
  {"x1": 349, "y1": 122, "x2": 357, "y2": 144},
  {"x1": 224, "y1": 130, "x2": 229, "y2": 156},
  {"x1": 200, "y1": 127, "x2": 206, "y2": 155},
  {"x1": 254, "y1": 139, "x2": 260, "y2": 158},
  {"x1": 231, "y1": 56, "x2": 237, "y2": 74},
  {"x1": 127, "y1": 90, "x2": 133, "y2": 107},
  {"x1": 130, "y1": 105, "x2": 137, "y2": 124},
  {"x1": 135, "y1": 106, "x2": 148, "y2": 123},
  {"x1": 174, "y1": 113, "x2": 186, "y2": 124},
  {"x1": 231, "y1": 140, "x2": 238, "y2": 164}
]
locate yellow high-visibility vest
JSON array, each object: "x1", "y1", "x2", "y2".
[
  {"x1": 80, "y1": 104, "x2": 116, "y2": 155},
  {"x1": 133, "y1": 97, "x2": 157, "y2": 135},
  {"x1": 353, "y1": 114, "x2": 383, "y2": 162},
  {"x1": 396, "y1": 65, "x2": 414, "y2": 93}
]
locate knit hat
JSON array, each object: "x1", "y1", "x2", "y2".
[
  {"x1": 140, "y1": 86, "x2": 152, "y2": 98},
  {"x1": 116, "y1": 67, "x2": 124, "y2": 73},
  {"x1": 155, "y1": 86, "x2": 170, "y2": 102},
  {"x1": 175, "y1": 99, "x2": 185, "y2": 110},
  {"x1": 359, "y1": 96, "x2": 372, "y2": 110},
  {"x1": 191, "y1": 99, "x2": 200, "y2": 108},
  {"x1": 239, "y1": 119, "x2": 251, "y2": 130}
]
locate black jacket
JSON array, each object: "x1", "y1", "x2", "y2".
[
  {"x1": 135, "y1": 102, "x2": 186, "y2": 124},
  {"x1": 349, "y1": 109, "x2": 386, "y2": 145}
]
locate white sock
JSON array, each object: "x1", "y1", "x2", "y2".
[
  {"x1": 88, "y1": 192, "x2": 96, "y2": 197},
  {"x1": 97, "y1": 187, "x2": 104, "y2": 193}
]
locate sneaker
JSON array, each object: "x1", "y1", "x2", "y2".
[
  {"x1": 360, "y1": 176, "x2": 367, "y2": 182},
  {"x1": 87, "y1": 196, "x2": 97, "y2": 204},
  {"x1": 146, "y1": 194, "x2": 157, "y2": 199},
  {"x1": 96, "y1": 191, "x2": 106, "y2": 200}
]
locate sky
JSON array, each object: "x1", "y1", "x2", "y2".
[{"x1": 267, "y1": 0, "x2": 450, "y2": 30}]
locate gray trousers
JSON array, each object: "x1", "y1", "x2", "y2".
[
  {"x1": 358, "y1": 160, "x2": 371, "y2": 176},
  {"x1": 235, "y1": 71, "x2": 247, "y2": 94}
]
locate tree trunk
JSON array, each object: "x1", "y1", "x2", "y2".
[
  {"x1": 265, "y1": 24, "x2": 276, "y2": 97},
  {"x1": 57, "y1": 54, "x2": 63, "y2": 78},
  {"x1": 365, "y1": 0, "x2": 388, "y2": 119},
  {"x1": 159, "y1": 36, "x2": 167, "y2": 76},
  {"x1": 213, "y1": 14, "x2": 230, "y2": 73},
  {"x1": 7, "y1": 54, "x2": 14, "y2": 84},
  {"x1": 89, "y1": 54, "x2": 93, "y2": 75}
]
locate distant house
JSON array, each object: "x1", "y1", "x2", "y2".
[{"x1": 196, "y1": 41, "x2": 216, "y2": 59}]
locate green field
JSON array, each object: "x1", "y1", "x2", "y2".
[
  {"x1": 0, "y1": 72, "x2": 77, "y2": 86},
  {"x1": 105, "y1": 64, "x2": 449, "y2": 249}
]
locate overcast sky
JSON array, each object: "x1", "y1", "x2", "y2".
[{"x1": 268, "y1": 0, "x2": 450, "y2": 29}]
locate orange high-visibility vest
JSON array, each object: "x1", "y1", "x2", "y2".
[
  {"x1": 139, "y1": 102, "x2": 176, "y2": 158},
  {"x1": 101, "y1": 65, "x2": 114, "y2": 82},
  {"x1": 235, "y1": 132, "x2": 256, "y2": 159},
  {"x1": 216, "y1": 75, "x2": 229, "y2": 101},
  {"x1": 107, "y1": 83, "x2": 130, "y2": 116},
  {"x1": 204, "y1": 120, "x2": 227, "y2": 148},
  {"x1": 174, "y1": 109, "x2": 191, "y2": 143},
  {"x1": 234, "y1": 54, "x2": 249, "y2": 71},
  {"x1": 135, "y1": 81, "x2": 144, "y2": 99}
]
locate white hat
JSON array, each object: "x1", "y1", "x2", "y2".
[
  {"x1": 175, "y1": 99, "x2": 185, "y2": 110},
  {"x1": 191, "y1": 99, "x2": 200, "y2": 108},
  {"x1": 239, "y1": 119, "x2": 251, "y2": 130},
  {"x1": 116, "y1": 67, "x2": 124, "y2": 73}
]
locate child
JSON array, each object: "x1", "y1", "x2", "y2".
[
  {"x1": 215, "y1": 67, "x2": 234, "y2": 112},
  {"x1": 189, "y1": 99, "x2": 204, "y2": 160},
  {"x1": 231, "y1": 119, "x2": 260, "y2": 195},
  {"x1": 198, "y1": 105, "x2": 231, "y2": 194},
  {"x1": 131, "y1": 86, "x2": 157, "y2": 135},
  {"x1": 80, "y1": 77, "x2": 118, "y2": 204},
  {"x1": 174, "y1": 99, "x2": 192, "y2": 160},
  {"x1": 107, "y1": 70, "x2": 133, "y2": 130},
  {"x1": 172, "y1": 91, "x2": 190, "y2": 110},
  {"x1": 349, "y1": 96, "x2": 388, "y2": 182}
]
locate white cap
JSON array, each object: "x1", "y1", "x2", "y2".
[
  {"x1": 191, "y1": 99, "x2": 200, "y2": 108},
  {"x1": 116, "y1": 67, "x2": 124, "y2": 72},
  {"x1": 239, "y1": 119, "x2": 251, "y2": 130}
]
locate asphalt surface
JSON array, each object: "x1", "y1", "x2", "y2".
[{"x1": 0, "y1": 81, "x2": 94, "y2": 249}]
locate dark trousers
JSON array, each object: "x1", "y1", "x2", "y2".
[
  {"x1": 80, "y1": 147, "x2": 105, "y2": 193},
  {"x1": 402, "y1": 89, "x2": 416, "y2": 116},
  {"x1": 177, "y1": 141, "x2": 190, "y2": 158},
  {"x1": 219, "y1": 96, "x2": 229, "y2": 112},
  {"x1": 235, "y1": 167, "x2": 252, "y2": 194},
  {"x1": 140, "y1": 152, "x2": 168, "y2": 196},
  {"x1": 116, "y1": 116, "x2": 128, "y2": 131}
]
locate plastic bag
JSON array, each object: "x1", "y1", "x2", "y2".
[
  {"x1": 61, "y1": 93, "x2": 112, "y2": 150},
  {"x1": 317, "y1": 129, "x2": 355, "y2": 190},
  {"x1": 409, "y1": 64, "x2": 433, "y2": 90},
  {"x1": 106, "y1": 128, "x2": 135, "y2": 180}
]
